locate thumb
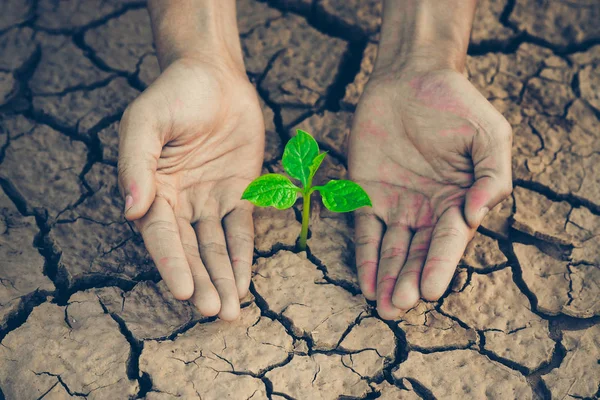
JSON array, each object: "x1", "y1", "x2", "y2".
[
  {"x1": 464, "y1": 121, "x2": 513, "y2": 229},
  {"x1": 117, "y1": 103, "x2": 162, "y2": 221}
]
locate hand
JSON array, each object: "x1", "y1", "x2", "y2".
[
  {"x1": 349, "y1": 68, "x2": 512, "y2": 320},
  {"x1": 118, "y1": 56, "x2": 264, "y2": 320}
]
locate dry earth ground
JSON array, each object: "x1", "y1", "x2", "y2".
[{"x1": 0, "y1": 0, "x2": 599, "y2": 399}]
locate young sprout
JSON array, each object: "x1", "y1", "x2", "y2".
[{"x1": 242, "y1": 129, "x2": 372, "y2": 251}]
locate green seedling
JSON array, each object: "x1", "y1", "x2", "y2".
[{"x1": 242, "y1": 129, "x2": 372, "y2": 251}]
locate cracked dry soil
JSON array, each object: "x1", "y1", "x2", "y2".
[{"x1": 0, "y1": 0, "x2": 599, "y2": 399}]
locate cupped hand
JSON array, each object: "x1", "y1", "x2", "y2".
[
  {"x1": 118, "y1": 56, "x2": 264, "y2": 321},
  {"x1": 349, "y1": 68, "x2": 512, "y2": 320}
]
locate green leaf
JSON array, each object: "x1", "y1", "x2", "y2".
[
  {"x1": 308, "y1": 152, "x2": 327, "y2": 182},
  {"x1": 241, "y1": 174, "x2": 300, "y2": 210},
  {"x1": 316, "y1": 180, "x2": 372, "y2": 213},
  {"x1": 282, "y1": 129, "x2": 319, "y2": 188}
]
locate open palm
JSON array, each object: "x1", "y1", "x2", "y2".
[
  {"x1": 349, "y1": 69, "x2": 512, "y2": 320},
  {"x1": 118, "y1": 58, "x2": 264, "y2": 320}
]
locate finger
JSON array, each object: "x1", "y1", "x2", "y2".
[
  {"x1": 195, "y1": 216, "x2": 240, "y2": 321},
  {"x1": 223, "y1": 206, "x2": 255, "y2": 299},
  {"x1": 420, "y1": 207, "x2": 474, "y2": 301},
  {"x1": 118, "y1": 102, "x2": 163, "y2": 221},
  {"x1": 354, "y1": 211, "x2": 384, "y2": 301},
  {"x1": 137, "y1": 197, "x2": 194, "y2": 300},
  {"x1": 464, "y1": 121, "x2": 513, "y2": 229},
  {"x1": 376, "y1": 222, "x2": 413, "y2": 320},
  {"x1": 392, "y1": 227, "x2": 433, "y2": 310},
  {"x1": 178, "y1": 219, "x2": 220, "y2": 316}
]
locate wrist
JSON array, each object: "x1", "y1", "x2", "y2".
[
  {"x1": 374, "y1": 0, "x2": 476, "y2": 77},
  {"x1": 373, "y1": 44, "x2": 466, "y2": 80},
  {"x1": 148, "y1": 0, "x2": 245, "y2": 72}
]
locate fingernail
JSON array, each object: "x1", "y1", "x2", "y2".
[
  {"x1": 125, "y1": 195, "x2": 134, "y2": 214},
  {"x1": 477, "y1": 207, "x2": 489, "y2": 225}
]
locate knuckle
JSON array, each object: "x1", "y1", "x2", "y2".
[
  {"x1": 432, "y1": 226, "x2": 464, "y2": 242},
  {"x1": 357, "y1": 260, "x2": 377, "y2": 270},
  {"x1": 141, "y1": 219, "x2": 178, "y2": 237},
  {"x1": 230, "y1": 257, "x2": 252, "y2": 268},
  {"x1": 398, "y1": 268, "x2": 421, "y2": 279},
  {"x1": 181, "y1": 243, "x2": 201, "y2": 258},
  {"x1": 355, "y1": 235, "x2": 380, "y2": 247},
  {"x1": 211, "y1": 276, "x2": 236, "y2": 287},
  {"x1": 377, "y1": 275, "x2": 397, "y2": 286},
  {"x1": 226, "y1": 232, "x2": 254, "y2": 246},
  {"x1": 405, "y1": 249, "x2": 428, "y2": 262},
  {"x1": 199, "y1": 241, "x2": 228, "y2": 256},
  {"x1": 380, "y1": 246, "x2": 408, "y2": 261}
]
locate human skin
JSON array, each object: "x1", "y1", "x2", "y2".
[
  {"x1": 349, "y1": 0, "x2": 513, "y2": 319},
  {"x1": 118, "y1": 0, "x2": 264, "y2": 321},
  {"x1": 120, "y1": 0, "x2": 512, "y2": 322}
]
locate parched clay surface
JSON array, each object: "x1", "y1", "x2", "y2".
[
  {"x1": 393, "y1": 350, "x2": 533, "y2": 399},
  {"x1": 0, "y1": 0, "x2": 599, "y2": 399},
  {"x1": 542, "y1": 324, "x2": 600, "y2": 399},
  {"x1": 0, "y1": 291, "x2": 139, "y2": 399}
]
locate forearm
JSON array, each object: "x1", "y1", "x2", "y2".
[
  {"x1": 148, "y1": 0, "x2": 243, "y2": 71},
  {"x1": 375, "y1": 0, "x2": 477, "y2": 75}
]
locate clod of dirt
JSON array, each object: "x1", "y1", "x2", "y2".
[
  {"x1": 308, "y1": 208, "x2": 358, "y2": 289},
  {"x1": 342, "y1": 42, "x2": 377, "y2": 108},
  {"x1": 140, "y1": 303, "x2": 289, "y2": 398},
  {"x1": 253, "y1": 251, "x2": 367, "y2": 350},
  {"x1": 137, "y1": 53, "x2": 160, "y2": 88},
  {"x1": 579, "y1": 63, "x2": 600, "y2": 113},
  {"x1": 242, "y1": 13, "x2": 348, "y2": 126},
  {"x1": 373, "y1": 381, "x2": 420, "y2": 400},
  {"x1": 470, "y1": 0, "x2": 515, "y2": 46},
  {"x1": 0, "y1": 190, "x2": 54, "y2": 330},
  {"x1": 260, "y1": 99, "x2": 282, "y2": 163},
  {"x1": 49, "y1": 164, "x2": 155, "y2": 290},
  {"x1": 339, "y1": 316, "x2": 394, "y2": 356},
  {"x1": 460, "y1": 231, "x2": 507, "y2": 271},
  {"x1": 484, "y1": 320, "x2": 555, "y2": 373},
  {"x1": 0, "y1": 27, "x2": 36, "y2": 71},
  {"x1": 237, "y1": 0, "x2": 282, "y2": 36},
  {"x1": 542, "y1": 324, "x2": 600, "y2": 399},
  {"x1": 480, "y1": 196, "x2": 514, "y2": 239},
  {"x1": 394, "y1": 350, "x2": 532, "y2": 399},
  {"x1": 315, "y1": 0, "x2": 382, "y2": 39},
  {"x1": 338, "y1": 317, "x2": 395, "y2": 378},
  {"x1": 265, "y1": 353, "x2": 371, "y2": 399},
  {"x1": 253, "y1": 206, "x2": 301, "y2": 254},
  {"x1": 511, "y1": 186, "x2": 573, "y2": 245},
  {"x1": 35, "y1": 0, "x2": 140, "y2": 31},
  {"x1": 514, "y1": 243, "x2": 600, "y2": 318},
  {"x1": 1, "y1": 117, "x2": 87, "y2": 217},
  {"x1": 33, "y1": 77, "x2": 139, "y2": 138},
  {"x1": 442, "y1": 268, "x2": 555, "y2": 371},
  {"x1": 509, "y1": 0, "x2": 600, "y2": 47},
  {"x1": 98, "y1": 121, "x2": 119, "y2": 164},
  {"x1": 443, "y1": 269, "x2": 537, "y2": 331},
  {"x1": 31, "y1": 33, "x2": 112, "y2": 95},
  {"x1": 95, "y1": 281, "x2": 203, "y2": 341},
  {"x1": 0, "y1": 72, "x2": 17, "y2": 105},
  {"x1": 85, "y1": 9, "x2": 154, "y2": 74},
  {"x1": 0, "y1": 291, "x2": 139, "y2": 399},
  {"x1": 567, "y1": 205, "x2": 600, "y2": 265},
  {"x1": 293, "y1": 110, "x2": 353, "y2": 158},
  {"x1": 398, "y1": 301, "x2": 477, "y2": 351},
  {"x1": 0, "y1": 0, "x2": 32, "y2": 31}
]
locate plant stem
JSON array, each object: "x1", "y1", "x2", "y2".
[{"x1": 299, "y1": 191, "x2": 311, "y2": 251}]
